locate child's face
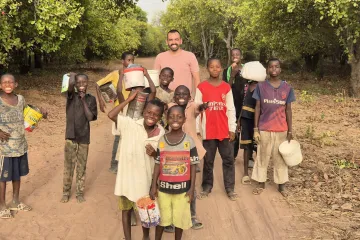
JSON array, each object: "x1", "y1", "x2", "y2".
[
  {"x1": 159, "y1": 70, "x2": 174, "y2": 87},
  {"x1": 75, "y1": 76, "x2": 88, "y2": 92},
  {"x1": 122, "y1": 55, "x2": 134, "y2": 68},
  {"x1": 143, "y1": 104, "x2": 162, "y2": 127},
  {"x1": 207, "y1": 60, "x2": 222, "y2": 79},
  {"x1": 0, "y1": 76, "x2": 17, "y2": 94},
  {"x1": 167, "y1": 108, "x2": 185, "y2": 131},
  {"x1": 174, "y1": 87, "x2": 190, "y2": 106},
  {"x1": 267, "y1": 60, "x2": 281, "y2": 78},
  {"x1": 231, "y1": 50, "x2": 241, "y2": 64}
]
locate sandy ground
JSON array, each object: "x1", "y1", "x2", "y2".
[{"x1": 0, "y1": 58, "x2": 316, "y2": 240}]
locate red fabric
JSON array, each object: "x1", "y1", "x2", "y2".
[{"x1": 198, "y1": 81, "x2": 231, "y2": 140}]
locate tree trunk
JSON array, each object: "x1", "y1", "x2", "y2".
[
  {"x1": 259, "y1": 47, "x2": 267, "y2": 64},
  {"x1": 201, "y1": 26, "x2": 208, "y2": 63},
  {"x1": 224, "y1": 28, "x2": 232, "y2": 66},
  {"x1": 350, "y1": 43, "x2": 360, "y2": 97}
]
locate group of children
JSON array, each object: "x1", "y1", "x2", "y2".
[{"x1": 0, "y1": 47, "x2": 295, "y2": 240}]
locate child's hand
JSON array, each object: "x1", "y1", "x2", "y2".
[
  {"x1": 287, "y1": 131, "x2": 293, "y2": 143},
  {"x1": 185, "y1": 188, "x2": 194, "y2": 203},
  {"x1": 145, "y1": 144, "x2": 156, "y2": 157},
  {"x1": 236, "y1": 121, "x2": 241, "y2": 133},
  {"x1": 143, "y1": 67, "x2": 149, "y2": 76},
  {"x1": 149, "y1": 186, "x2": 158, "y2": 200},
  {"x1": 79, "y1": 92, "x2": 86, "y2": 99},
  {"x1": 231, "y1": 64, "x2": 240, "y2": 77},
  {"x1": 229, "y1": 131, "x2": 235, "y2": 142},
  {"x1": 253, "y1": 128, "x2": 260, "y2": 144},
  {"x1": 198, "y1": 102, "x2": 209, "y2": 112},
  {"x1": 40, "y1": 107, "x2": 48, "y2": 119},
  {"x1": 128, "y1": 90, "x2": 139, "y2": 101},
  {"x1": 0, "y1": 130, "x2": 10, "y2": 142}
]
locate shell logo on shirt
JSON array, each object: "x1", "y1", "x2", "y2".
[{"x1": 159, "y1": 141, "x2": 165, "y2": 149}]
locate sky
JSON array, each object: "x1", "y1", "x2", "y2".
[{"x1": 137, "y1": 0, "x2": 169, "y2": 23}]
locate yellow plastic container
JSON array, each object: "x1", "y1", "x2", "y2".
[{"x1": 24, "y1": 105, "x2": 43, "y2": 132}]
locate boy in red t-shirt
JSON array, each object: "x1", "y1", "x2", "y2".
[{"x1": 195, "y1": 58, "x2": 238, "y2": 201}]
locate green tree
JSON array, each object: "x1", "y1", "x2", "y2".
[{"x1": 315, "y1": 0, "x2": 360, "y2": 96}]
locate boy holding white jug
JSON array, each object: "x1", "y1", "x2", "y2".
[{"x1": 251, "y1": 58, "x2": 296, "y2": 197}]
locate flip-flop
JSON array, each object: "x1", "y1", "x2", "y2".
[
  {"x1": 252, "y1": 187, "x2": 264, "y2": 195},
  {"x1": 9, "y1": 202, "x2": 32, "y2": 211},
  {"x1": 191, "y1": 217, "x2": 203, "y2": 230},
  {"x1": 279, "y1": 190, "x2": 289, "y2": 197},
  {"x1": 0, "y1": 209, "x2": 12, "y2": 219},
  {"x1": 241, "y1": 176, "x2": 251, "y2": 185},
  {"x1": 197, "y1": 191, "x2": 210, "y2": 200},
  {"x1": 227, "y1": 191, "x2": 239, "y2": 201}
]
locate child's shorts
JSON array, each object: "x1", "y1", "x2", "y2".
[
  {"x1": 158, "y1": 191, "x2": 192, "y2": 230},
  {"x1": 0, "y1": 153, "x2": 29, "y2": 182},
  {"x1": 118, "y1": 196, "x2": 137, "y2": 211},
  {"x1": 240, "y1": 118, "x2": 255, "y2": 150}
]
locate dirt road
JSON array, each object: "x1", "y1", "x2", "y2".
[{"x1": 0, "y1": 58, "x2": 313, "y2": 240}]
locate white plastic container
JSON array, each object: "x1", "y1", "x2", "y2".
[
  {"x1": 123, "y1": 65, "x2": 145, "y2": 90},
  {"x1": 61, "y1": 74, "x2": 70, "y2": 93},
  {"x1": 279, "y1": 140, "x2": 303, "y2": 167},
  {"x1": 241, "y1": 61, "x2": 266, "y2": 82},
  {"x1": 144, "y1": 70, "x2": 160, "y2": 88}
]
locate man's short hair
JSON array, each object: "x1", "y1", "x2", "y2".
[{"x1": 167, "y1": 29, "x2": 181, "y2": 38}]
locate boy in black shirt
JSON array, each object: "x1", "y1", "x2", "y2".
[
  {"x1": 61, "y1": 73, "x2": 98, "y2": 203},
  {"x1": 222, "y1": 48, "x2": 247, "y2": 159}
]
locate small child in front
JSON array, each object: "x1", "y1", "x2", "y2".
[
  {"x1": 150, "y1": 105, "x2": 199, "y2": 240},
  {"x1": 195, "y1": 58, "x2": 238, "y2": 201},
  {"x1": 251, "y1": 58, "x2": 296, "y2": 196},
  {"x1": 0, "y1": 74, "x2": 47, "y2": 218},
  {"x1": 167, "y1": 85, "x2": 207, "y2": 231},
  {"x1": 108, "y1": 94, "x2": 165, "y2": 240},
  {"x1": 61, "y1": 73, "x2": 98, "y2": 203}
]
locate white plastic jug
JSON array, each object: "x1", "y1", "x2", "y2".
[
  {"x1": 124, "y1": 64, "x2": 145, "y2": 90},
  {"x1": 144, "y1": 70, "x2": 160, "y2": 88},
  {"x1": 279, "y1": 140, "x2": 303, "y2": 167}
]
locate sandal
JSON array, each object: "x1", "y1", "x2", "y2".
[
  {"x1": 252, "y1": 187, "x2": 264, "y2": 195},
  {"x1": 279, "y1": 190, "x2": 289, "y2": 197},
  {"x1": 241, "y1": 176, "x2": 251, "y2": 185},
  {"x1": 164, "y1": 225, "x2": 175, "y2": 233},
  {"x1": 191, "y1": 217, "x2": 203, "y2": 230},
  {"x1": 227, "y1": 191, "x2": 239, "y2": 201},
  {"x1": 197, "y1": 190, "x2": 210, "y2": 200},
  {"x1": 9, "y1": 202, "x2": 32, "y2": 211},
  {"x1": 0, "y1": 209, "x2": 12, "y2": 219}
]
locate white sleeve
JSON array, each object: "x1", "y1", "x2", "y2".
[
  {"x1": 194, "y1": 88, "x2": 203, "y2": 104},
  {"x1": 194, "y1": 88, "x2": 203, "y2": 133},
  {"x1": 226, "y1": 90, "x2": 237, "y2": 133}
]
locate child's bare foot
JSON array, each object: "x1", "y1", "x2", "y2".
[
  {"x1": 60, "y1": 195, "x2": 70, "y2": 203},
  {"x1": 76, "y1": 195, "x2": 86, "y2": 203},
  {"x1": 131, "y1": 210, "x2": 137, "y2": 226}
]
